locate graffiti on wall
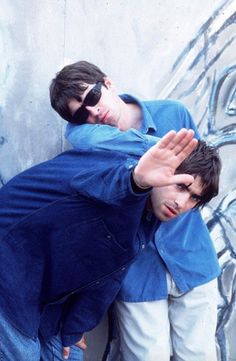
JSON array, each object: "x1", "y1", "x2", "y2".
[{"x1": 158, "y1": 1, "x2": 236, "y2": 359}]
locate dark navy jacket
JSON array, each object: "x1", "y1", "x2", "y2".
[{"x1": 0, "y1": 149, "x2": 154, "y2": 346}]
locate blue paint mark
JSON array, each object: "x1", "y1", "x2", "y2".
[
  {"x1": 176, "y1": 37, "x2": 235, "y2": 99},
  {"x1": 188, "y1": 12, "x2": 236, "y2": 71},
  {"x1": 207, "y1": 124, "x2": 236, "y2": 147},
  {"x1": 0, "y1": 136, "x2": 6, "y2": 146},
  {"x1": 171, "y1": 0, "x2": 233, "y2": 71},
  {"x1": 207, "y1": 65, "x2": 236, "y2": 133},
  {"x1": 226, "y1": 86, "x2": 236, "y2": 116},
  {"x1": 3, "y1": 64, "x2": 10, "y2": 85}
]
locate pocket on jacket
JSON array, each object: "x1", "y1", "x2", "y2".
[{"x1": 65, "y1": 217, "x2": 127, "y2": 253}]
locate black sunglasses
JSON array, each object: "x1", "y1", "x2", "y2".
[{"x1": 70, "y1": 82, "x2": 103, "y2": 124}]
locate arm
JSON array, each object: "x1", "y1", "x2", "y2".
[
  {"x1": 61, "y1": 277, "x2": 121, "y2": 347},
  {"x1": 70, "y1": 129, "x2": 197, "y2": 204},
  {"x1": 60, "y1": 276, "x2": 122, "y2": 359},
  {"x1": 65, "y1": 123, "x2": 158, "y2": 156}
]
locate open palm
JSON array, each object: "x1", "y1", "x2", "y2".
[{"x1": 133, "y1": 128, "x2": 198, "y2": 188}]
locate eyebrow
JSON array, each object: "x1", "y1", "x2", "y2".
[{"x1": 178, "y1": 183, "x2": 202, "y2": 200}]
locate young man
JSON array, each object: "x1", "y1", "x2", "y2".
[
  {"x1": 50, "y1": 61, "x2": 221, "y2": 361},
  {"x1": 0, "y1": 130, "x2": 197, "y2": 361}
]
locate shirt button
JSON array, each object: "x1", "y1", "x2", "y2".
[
  {"x1": 141, "y1": 244, "x2": 145, "y2": 249},
  {"x1": 121, "y1": 267, "x2": 126, "y2": 271},
  {"x1": 106, "y1": 234, "x2": 112, "y2": 239},
  {"x1": 96, "y1": 281, "x2": 100, "y2": 285}
]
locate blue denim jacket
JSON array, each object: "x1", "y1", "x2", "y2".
[
  {"x1": 0, "y1": 149, "x2": 158, "y2": 346},
  {"x1": 66, "y1": 95, "x2": 220, "y2": 301}
]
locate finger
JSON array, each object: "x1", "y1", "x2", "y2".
[
  {"x1": 171, "y1": 129, "x2": 196, "y2": 155},
  {"x1": 175, "y1": 138, "x2": 198, "y2": 165},
  {"x1": 157, "y1": 129, "x2": 194, "y2": 152},
  {"x1": 156, "y1": 130, "x2": 177, "y2": 149},
  {"x1": 75, "y1": 337, "x2": 87, "y2": 350},
  {"x1": 169, "y1": 173, "x2": 195, "y2": 185},
  {"x1": 62, "y1": 346, "x2": 70, "y2": 360}
]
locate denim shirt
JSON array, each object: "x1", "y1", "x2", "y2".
[{"x1": 66, "y1": 95, "x2": 220, "y2": 300}]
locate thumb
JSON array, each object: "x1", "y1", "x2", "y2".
[
  {"x1": 62, "y1": 346, "x2": 70, "y2": 360},
  {"x1": 75, "y1": 335, "x2": 87, "y2": 350}
]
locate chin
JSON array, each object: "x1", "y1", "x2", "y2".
[
  {"x1": 153, "y1": 211, "x2": 165, "y2": 221},
  {"x1": 158, "y1": 212, "x2": 176, "y2": 222},
  {"x1": 159, "y1": 216, "x2": 169, "y2": 222}
]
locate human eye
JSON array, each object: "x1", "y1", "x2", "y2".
[{"x1": 191, "y1": 194, "x2": 201, "y2": 202}]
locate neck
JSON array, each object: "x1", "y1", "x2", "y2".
[{"x1": 117, "y1": 101, "x2": 142, "y2": 131}]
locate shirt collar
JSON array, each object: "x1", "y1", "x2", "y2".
[{"x1": 120, "y1": 93, "x2": 157, "y2": 134}]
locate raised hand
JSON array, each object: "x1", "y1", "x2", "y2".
[{"x1": 133, "y1": 129, "x2": 198, "y2": 188}]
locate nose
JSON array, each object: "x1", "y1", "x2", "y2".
[
  {"x1": 85, "y1": 105, "x2": 101, "y2": 116},
  {"x1": 175, "y1": 192, "x2": 191, "y2": 210}
]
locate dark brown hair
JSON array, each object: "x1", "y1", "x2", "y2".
[
  {"x1": 176, "y1": 140, "x2": 221, "y2": 208},
  {"x1": 50, "y1": 61, "x2": 106, "y2": 121}
]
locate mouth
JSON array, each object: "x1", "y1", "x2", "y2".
[
  {"x1": 163, "y1": 203, "x2": 178, "y2": 218},
  {"x1": 99, "y1": 110, "x2": 109, "y2": 123}
]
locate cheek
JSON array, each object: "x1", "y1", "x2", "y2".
[
  {"x1": 151, "y1": 186, "x2": 172, "y2": 204},
  {"x1": 150, "y1": 191, "x2": 161, "y2": 211},
  {"x1": 101, "y1": 91, "x2": 117, "y2": 109}
]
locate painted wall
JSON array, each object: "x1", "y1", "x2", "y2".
[{"x1": 1, "y1": 1, "x2": 235, "y2": 360}]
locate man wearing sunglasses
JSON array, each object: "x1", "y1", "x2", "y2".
[{"x1": 50, "y1": 61, "x2": 221, "y2": 361}]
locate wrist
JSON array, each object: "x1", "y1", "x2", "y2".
[{"x1": 131, "y1": 168, "x2": 151, "y2": 191}]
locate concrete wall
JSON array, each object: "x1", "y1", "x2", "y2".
[{"x1": 1, "y1": 1, "x2": 235, "y2": 360}]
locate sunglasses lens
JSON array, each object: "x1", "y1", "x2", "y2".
[
  {"x1": 69, "y1": 82, "x2": 103, "y2": 124},
  {"x1": 71, "y1": 107, "x2": 89, "y2": 124},
  {"x1": 84, "y1": 82, "x2": 103, "y2": 107}
]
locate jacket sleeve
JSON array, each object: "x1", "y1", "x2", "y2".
[
  {"x1": 70, "y1": 149, "x2": 151, "y2": 206},
  {"x1": 60, "y1": 273, "x2": 125, "y2": 347},
  {"x1": 65, "y1": 123, "x2": 159, "y2": 155}
]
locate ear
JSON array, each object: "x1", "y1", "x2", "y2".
[{"x1": 103, "y1": 77, "x2": 116, "y2": 92}]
